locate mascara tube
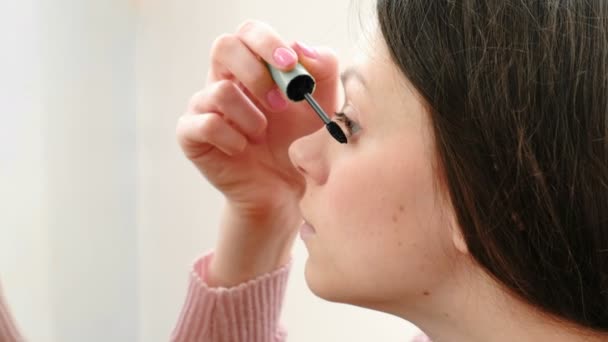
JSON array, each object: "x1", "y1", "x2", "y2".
[{"x1": 266, "y1": 63, "x2": 347, "y2": 144}]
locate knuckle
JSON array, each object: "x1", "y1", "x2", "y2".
[
  {"x1": 188, "y1": 89, "x2": 208, "y2": 112},
  {"x1": 197, "y1": 114, "x2": 222, "y2": 138},
  {"x1": 189, "y1": 80, "x2": 241, "y2": 113},
  {"x1": 210, "y1": 33, "x2": 236, "y2": 56},
  {"x1": 175, "y1": 115, "x2": 192, "y2": 145},
  {"x1": 236, "y1": 19, "x2": 260, "y2": 36},
  {"x1": 236, "y1": 20, "x2": 281, "y2": 53},
  {"x1": 214, "y1": 79, "x2": 238, "y2": 97},
  {"x1": 213, "y1": 80, "x2": 240, "y2": 105},
  {"x1": 175, "y1": 115, "x2": 185, "y2": 135}
]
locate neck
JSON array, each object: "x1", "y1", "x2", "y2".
[{"x1": 391, "y1": 264, "x2": 607, "y2": 342}]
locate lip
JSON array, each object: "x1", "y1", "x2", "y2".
[{"x1": 299, "y1": 219, "x2": 316, "y2": 239}]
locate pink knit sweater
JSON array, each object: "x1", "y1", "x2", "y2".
[
  {"x1": 0, "y1": 252, "x2": 430, "y2": 341},
  {"x1": 171, "y1": 252, "x2": 431, "y2": 342},
  {"x1": 171, "y1": 252, "x2": 291, "y2": 341}
]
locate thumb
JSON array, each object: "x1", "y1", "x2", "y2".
[{"x1": 290, "y1": 42, "x2": 341, "y2": 111}]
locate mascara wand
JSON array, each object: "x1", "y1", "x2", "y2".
[{"x1": 266, "y1": 63, "x2": 347, "y2": 144}]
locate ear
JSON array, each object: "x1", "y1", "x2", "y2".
[{"x1": 448, "y1": 210, "x2": 469, "y2": 255}]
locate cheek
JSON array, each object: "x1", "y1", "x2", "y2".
[
  {"x1": 324, "y1": 142, "x2": 433, "y2": 242},
  {"x1": 318, "y1": 140, "x2": 454, "y2": 293}
]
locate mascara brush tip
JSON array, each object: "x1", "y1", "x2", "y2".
[{"x1": 326, "y1": 121, "x2": 348, "y2": 144}]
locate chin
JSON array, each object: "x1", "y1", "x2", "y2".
[
  {"x1": 303, "y1": 257, "x2": 360, "y2": 305},
  {"x1": 304, "y1": 257, "x2": 339, "y2": 301},
  {"x1": 303, "y1": 256, "x2": 429, "y2": 315}
]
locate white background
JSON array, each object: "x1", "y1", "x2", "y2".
[{"x1": 0, "y1": 0, "x2": 420, "y2": 341}]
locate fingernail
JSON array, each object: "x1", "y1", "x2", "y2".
[
  {"x1": 295, "y1": 41, "x2": 318, "y2": 59},
  {"x1": 266, "y1": 87, "x2": 288, "y2": 110},
  {"x1": 273, "y1": 47, "x2": 297, "y2": 68}
]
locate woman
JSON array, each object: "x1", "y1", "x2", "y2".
[
  {"x1": 3, "y1": 0, "x2": 605, "y2": 341},
  {"x1": 173, "y1": 0, "x2": 608, "y2": 341}
]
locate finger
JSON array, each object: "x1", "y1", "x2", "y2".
[
  {"x1": 291, "y1": 43, "x2": 340, "y2": 92},
  {"x1": 290, "y1": 43, "x2": 342, "y2": 111},
  {"x1": 236, "y1": 20, "x2": 297, "y2": 71},
  {"x1": 189, "y1": 80, "x2": 268, "y2": 142},
  {"x1": 176, "y1": 113, "x2": 247, "y2": 158},
  {"x1": 208, "y1": 33, "x2": 289, "y2": 113}
]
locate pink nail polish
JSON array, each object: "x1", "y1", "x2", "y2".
[
  {"x1": 295, "y1": 41, "x2": 318, "y2": 59},
  {"x1": 266, "y1": 87, "x2": 288, "y2": 110},
  {"x1": 273, "y1": 47, "x2": 297, "y2": 68}
]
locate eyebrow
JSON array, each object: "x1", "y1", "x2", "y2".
[{"x1": 340, "y1": 67, "x2": 368, "y2": 90}]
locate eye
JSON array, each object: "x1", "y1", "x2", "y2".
[{"x1": 334, "y1": 112, "x2": 361, "y2": 137}]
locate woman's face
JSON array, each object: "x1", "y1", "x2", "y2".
[{"x1": 288, "y1": 37, "x2": 464, "y2": 313}]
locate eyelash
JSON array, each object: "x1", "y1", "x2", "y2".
[{"x1": 334, "y1": 112, "x2": 360, "y2": 137}]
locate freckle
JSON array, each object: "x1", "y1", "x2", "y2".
[
  {"x1": 397, "y1": 241, "x2": 402, "y2": 246},
  {"x1": 399, "y1": 205, "x2": 404, "y2": 212},
  {"x1": 423, "y1": 291, "x2": 430, "y2": 296},
  {"x1": 443, "y1": 312, "x2": 449, "y2": 318},
  {"x1": 392, "y1": 214, "x2": 398, "y2": 222}
]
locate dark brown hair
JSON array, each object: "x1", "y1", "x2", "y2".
[{"x1": 377, "y1": 0, "x2": 607, "y2": 332}]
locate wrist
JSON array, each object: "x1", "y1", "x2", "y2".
[{"x1": 207, "y1": 200, "x2": 301, "y2": 287}]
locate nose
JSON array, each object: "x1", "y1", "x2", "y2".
[{"x1": 288, "y1": 127, "x2": 330, "y2": 186}]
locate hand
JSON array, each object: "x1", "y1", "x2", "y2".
[
  {"x1": 176, "y1": 21, "x2": 341, "y2": 285},
  {"x1": 177, "y1": 20, "x2": 340, "y2": 224}
]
